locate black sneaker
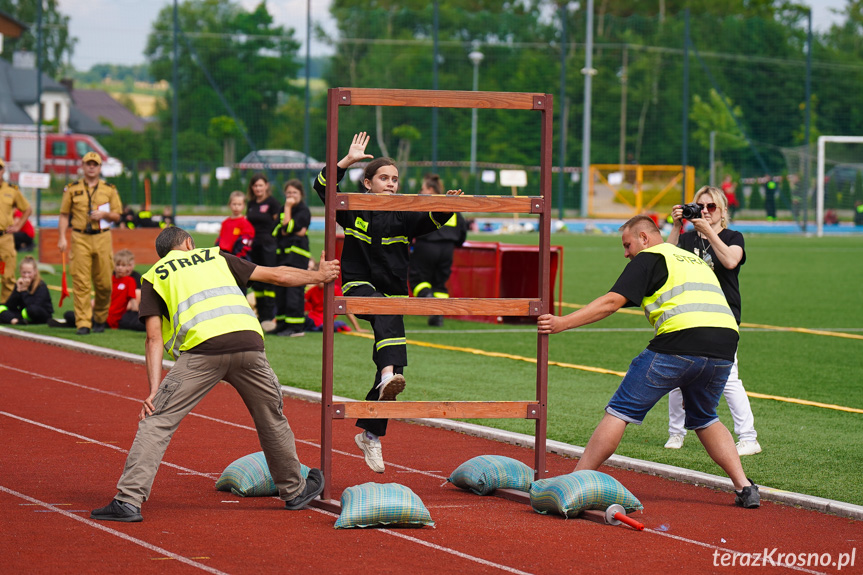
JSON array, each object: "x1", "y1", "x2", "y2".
[
  {"x1": 92, "y1": 322, "x2": 106, "y2": 333},
  {"x1": 427, "y1": 315, "x2": 444, "y2": 327},
  {"x1": 735, "y1": 479, "x2": 760, "y2": 509},
  {"x1": 76, "y1": 327, "x2": 91, "y2": 336},
  {"x1": 284, "y1": 468, "x2": 325, "y2": 510},
  {"x1": 47, "y1": 317, "x2": 68, "y2": 328},
  {"x1": 91, "y1": 499, "x2": 143, "y2": 522}
]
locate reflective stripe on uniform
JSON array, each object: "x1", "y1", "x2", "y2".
[
  {"x1": 381, "y1": 236, "x2": 408, "y2": 245},
  {"x1": 143, "y1": 247, "x2": 263, "y2": 359},
  {"x1": 429, "y1": 212, "x2": 445, "y2": 228},
  {"x1": 640, "y1": 243, "x2": 738, "y2": 335},
  {"x1": 168, "y1": 285, "x2": 245, "y2": 351},
  {"x1": 345, "y1": 228, "x2": 372, "y2": 244},
  {"x1": 169, "y1": 304, "x2": 257, "y2": 358},
  {"x1": 653, "y1": 303, "x2": 736, "y2": 332},
  {"x1": 376, "y1": 337, "x2": 406, "y2": 351},
  {"x1": 343, "y1": 281, "x2": 375, "y2": 293},
  {"x1": 643, "y1": 282, "x2": 726, "y2": 315},
  {"x1": 412, "y1": 281, "x2": 432, "y2": 297}
]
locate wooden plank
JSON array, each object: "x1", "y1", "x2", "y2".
[
  {"x1": 308, "y1": 498, "x2": 341, "y2": 514},
  {"x1": 335, "y1": 193, "x2": 543, "y2": 214},
  {"x1": 336, "y1": 88, "x2": 546, "y2": 110},
  {"x1": 334, "y1": 401, "x2": 541, "y2": 420},
  {"x1": 333, "y1": 297, "x2": 541, "y2": 317},
  {"x1": 493, "y1": 488, "x2": 532, "y2": 505}
]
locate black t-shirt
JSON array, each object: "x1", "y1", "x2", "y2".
[
  {"x1": 677, "y1": 228, "x2": 745, "y2": 324},
  {"x1": 609, "y1": 251, "x2": 738, "y2": 361},
  {"x1": 138, "y1": 251, "x2": 264, "y2": 354},
  {"x1": 246, "y1": 196, "x2": 283, "y2": 239}
]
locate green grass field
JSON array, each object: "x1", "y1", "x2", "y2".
[{"x1": 12, "y1": 231, "x2": 863, "y2": 505}]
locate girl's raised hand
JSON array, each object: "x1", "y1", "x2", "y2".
[{"x1": 344, "y1": 132, "x2": 374, "y2": 165}]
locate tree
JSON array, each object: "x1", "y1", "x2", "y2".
[
  {"x1": 323, "y1": 1, "x2": 558, "y2": 168},
  {"x1": 0, "y1": 0, "x2": 75, "y2": 78},
  {"x1": 145, "y1": 0, "x2": 301, "y2": 161},
  {"x1": 689, "y1": 89, "x2": 747, "y2": 153}
]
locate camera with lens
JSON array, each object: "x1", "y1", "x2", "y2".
[{"x1": 681, "y1": 202, "x2": 702, "y2": 219}]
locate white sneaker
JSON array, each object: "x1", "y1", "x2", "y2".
[
  {"x1": 376, "y1": 374, "x2": 406, "y2": 401},
  {"x1": 355, "y1": 432, "x2": 385, "y2": 473},
  {"x1": 736, "y1": 440, "x2": 762, "y2": 456},
  {"x1": 664, "y1": 434, "x2": 685, "y2": 449}
]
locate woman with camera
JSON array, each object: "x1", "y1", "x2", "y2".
[{"x1": 663, "y1": 186, "x2": 762, "y2": 456}]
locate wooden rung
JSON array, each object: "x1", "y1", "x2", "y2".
[
  {"x1": 308, "y1": 498, "x2": 341, "y2": 513},
  {"x1": 334, "y1": 297, "x2": 542, "y2": 317},
  {"x1": 493, "y1": 488, "x2": 532, "y2": 505},
  {"x1": 336, "y1": 88, "x2": 549, "y2": 111},
  {"x1": 333, "y1": 401, "x2": 541, "y2": 420},
  {"x1": 334, "y1": 193, "x2": 543, "y2": 214}
]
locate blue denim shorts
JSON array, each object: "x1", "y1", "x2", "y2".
[{"x1": 606, "y1": 349, "x2": 733, "y2": 429}]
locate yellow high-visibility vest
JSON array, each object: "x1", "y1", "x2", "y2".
[
  {"x1": 640, "y1": 243, "x2": 738, "y2": 335},
  {"x1": 143, "y1": 247, "x2": 262, "y2": 359}
]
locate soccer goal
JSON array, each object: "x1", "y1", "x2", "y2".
[{"x1": 816, "y1": 135, "x2": 863, "y2": 237}]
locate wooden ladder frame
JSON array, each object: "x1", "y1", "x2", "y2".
[{"x1": 315, "y1": 88, "x2": 553, "y2": 512}]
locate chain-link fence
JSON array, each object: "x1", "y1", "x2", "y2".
[{"x1": 48, "y1": 4, "x2": 863, "y2": 225}]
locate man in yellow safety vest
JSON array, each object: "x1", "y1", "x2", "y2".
[
  {"x1": 537, "y1": 214, "x2": 759, "y2": 509},
  {"x1": 91, "y1": 226, "x2": 340, "y2": 522}
]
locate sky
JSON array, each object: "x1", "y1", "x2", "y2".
[{"x1": 63, "y1": 0, "x2": 849, "y2": 71}]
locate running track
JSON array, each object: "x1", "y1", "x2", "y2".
[{"x1": 1, "y1": 334, "x2": 860, "y2": 574}]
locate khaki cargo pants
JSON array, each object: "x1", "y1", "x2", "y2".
[{"x1": 114, "y1": 349, "x2": 307, "y2": 506}]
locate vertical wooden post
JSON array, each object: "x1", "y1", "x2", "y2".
[
  {"x1": 535, "y1": 93, "x2": 553, "y2": 479},
  {"x1": 320, "y1": 88, "x2": 341, "y2": 501}
]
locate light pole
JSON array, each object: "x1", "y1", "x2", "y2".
[{"x1": 468, "y1": 48, "x2": 484, "y2": 176}]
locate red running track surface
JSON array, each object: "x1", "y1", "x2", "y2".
[{"x1": 1, "y1": 335, "x2": 860, "y2": 575}]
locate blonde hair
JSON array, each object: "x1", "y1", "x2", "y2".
[
  {"x1": 229, "y1": 190, "x2": 246, "y2": 204},
  {"x1": 19, "y1": 256, "x2": 42, "y2": 294},
  {"x1": 114, "y1": 249, "x2": 135, "y2": 266},
  {"x1": 695, "y1": 185, "x2": 729, "y2": 229}
]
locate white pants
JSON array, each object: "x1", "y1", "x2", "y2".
[{"x1": 667, "y1": 353, "x2": 757, "y2": 442}]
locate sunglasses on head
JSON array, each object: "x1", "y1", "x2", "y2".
[{"x1": 696, "y1": 202, "x2": 718, "y2": 213}]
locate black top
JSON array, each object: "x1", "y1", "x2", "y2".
[
  {"x1": 314, "y1": 166, "x2": 453, "y2": 296},
  {"x1": 3, "y1": 281, "x2": 54, "y2": 323},
  {"x1": 275, "y1": 201, "x2": 312, "y2": 267},
  {"x1": 246, "y1": 196, "x2": 283, "y2": 241},
  {"x1": 609, "y1": 251, "x2": 738, "y2": 361},
  {"x1": 414, "y1": 212, "x2": 468, "y2": 245},
  {"x1": 139, "y1": 251, "x2": 264, "y2": 354},
  {"x1": 677, "y1": 228, "x2": 745, "y2": 324}
]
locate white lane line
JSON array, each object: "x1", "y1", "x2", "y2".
[
  {"x1": 1, "y1": 411, "x2": 531, "y2": 575},
  {"x1": 0, "y1": 485, "x2": 230, "y2": 575},
  {"x1": 0, "y1": 364, "x2": 448, "y2": 481},
  {"x1": 0, "y1": 411, "x2": 217, "y2": 480},
  {"x1": 302, "y1": 506, "x2": 534, "y2": 575},
  {"x1": 5, "y1": 363, "x2": 821, "y2": 575},
  {"x1": 644, "y1": 529, "x2": 827, "y2": 575}
]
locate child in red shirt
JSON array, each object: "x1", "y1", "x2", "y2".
[
  {"x1": 216, "y1": 191, "x2": 255, "y2": 259},
  {"x1": 303, "y1": 260, "x2": 365, "y2": 333},
  {"x1": 13, "y1": 208, "x2": 35, "y2": 252},
  {"x1": 108, "y1": 249, "x2": 144, "y2": 331}
]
